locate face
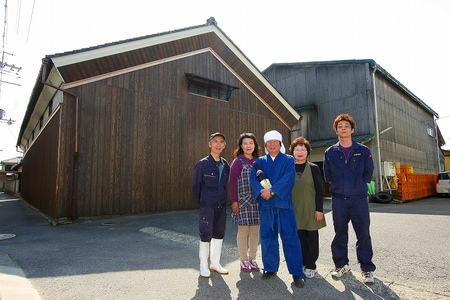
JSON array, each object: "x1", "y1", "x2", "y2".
[
  {"x1": 241, "y1": 138, "x2": 255, "y2": 157},
  {"x1": 209, "y1": 136, "x2": 226, "y2": 155},
  {"x1": 336, "y1": 120, "x2": 354, "y2": 138},
  {"x1": 293, "y1": 145, "x2": 308, "y2": 163},
  {"x1": 265, "y1": 139, "x2": 281, "y2": 156}
]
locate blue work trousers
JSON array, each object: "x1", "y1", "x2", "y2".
[
  {"x1": 260, "y1": 208, "x2": 304, "y2": 276},
  {"x1": 331, "y1": 196, "x2": 376, "y2": 272}
]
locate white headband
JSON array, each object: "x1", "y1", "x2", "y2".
[{"x1": 263, "y1": 130, "x2": 286, "y2": 154}]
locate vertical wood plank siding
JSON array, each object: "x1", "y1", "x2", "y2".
[
  {"x1": 49, "y1": 51, "x2": 290, "y2": 219},
  {"x1": 20, "y1": 109, "x2": 60, "y2": 219},
  {"x1": 56, "y1": 32, "x2": 297, "y2": 128}
]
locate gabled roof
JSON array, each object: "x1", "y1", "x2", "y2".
[
  {"x1": 17, "y1": 18, "x2": 299, "y2": 148},
  {"x1": 264, "y1": 59, "x2": 439, "y2": 118}
]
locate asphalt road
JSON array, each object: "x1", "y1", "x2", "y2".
[{"x1": 1, "y1": 192, "x2": 450, "y2": 300}]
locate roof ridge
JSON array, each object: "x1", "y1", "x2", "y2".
[{"x1": 46, "y1": 18, "x2": 216, "y2": 59}]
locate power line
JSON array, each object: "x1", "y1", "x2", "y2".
[
  {"x1": 25, "y1": 0, "x2": 35, "y2": 43},
  {"x1": 15, "y1": 0, "x2": 20, "y2": 35}
]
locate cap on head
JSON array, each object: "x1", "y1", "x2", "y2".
[
  {"x1": 263, "y1": 130, "x2": 286, "y2": 154},
  {"x1": 210, "y1": 132, "x2": 226, "y2": 141}
]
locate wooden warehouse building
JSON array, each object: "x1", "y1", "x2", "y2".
[{"x1": 16, "y1": 18, "x2": 300, "y2": 222}]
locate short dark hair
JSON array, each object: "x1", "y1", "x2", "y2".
[{"x1": 333, "y1": 114, "x2": 356, "y2": 131}]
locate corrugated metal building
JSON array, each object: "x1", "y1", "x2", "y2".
[{"x1": 263, "y1": 60, "x2": 445, "y2": 192}]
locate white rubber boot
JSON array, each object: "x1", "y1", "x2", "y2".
[
  {"x1": 199, "y1": 241, "x2": 211, "y2": 278},
  {"x1": 209, "y1": 238, "x2": 228, "y2": 274}
]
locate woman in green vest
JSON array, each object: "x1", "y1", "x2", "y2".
[{"x1": 290, "y1": 137, "x2": 327, "y2": 279}]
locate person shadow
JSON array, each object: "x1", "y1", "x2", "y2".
[
  {"x1": 326, "y1": 271, "x2": 402, "y2": 300},
  {"x1": 191, "y1": 273, "x2": 232, "y2": 300},
  {"x1": 235, "y1": 271, "x2": 293, "y2": 299}
]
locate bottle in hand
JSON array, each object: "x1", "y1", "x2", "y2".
[{"x1": 254, "y1": 163, "x2": 272, "y2": 189}]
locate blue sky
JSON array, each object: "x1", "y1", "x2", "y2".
[{"x1": 1, "y1": 0, "x2": 449, "y2": 161}]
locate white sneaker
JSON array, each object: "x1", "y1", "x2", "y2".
[
  {"x1": 303, "y1": 268, "x2": 317, "y2": 278},
  {"x1": 362, "y1": 271, "x2": 374, "y2": 283},
  {"x1": 331, "y1": 265, "x2": 350, "y2": 278}
]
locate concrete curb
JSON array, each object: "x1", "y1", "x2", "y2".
[{"x1": 0, "y1": 254, "x2": 41, "y2": 300}]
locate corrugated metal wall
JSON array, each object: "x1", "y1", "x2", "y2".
[
  {"x1": 264, "y1": 62, "x2": 439, "y2": 181},
  {"x1": 264, "y1": 63, "x2": 373, "y2": 142},
  {"x1": 375, "y1": 73, "x2": 439, "y2": 173}
]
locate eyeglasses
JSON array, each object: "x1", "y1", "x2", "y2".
[
  {"x1": 211, "y1": 140, "x2": 226, "y2": 145},
  {"x1": 294, "y1": 149, "x2": 307, "y2": 153}
]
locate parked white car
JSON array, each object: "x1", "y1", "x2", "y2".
[{"x1": 436, "y1": 171, "x2": 450, "y2": 197}]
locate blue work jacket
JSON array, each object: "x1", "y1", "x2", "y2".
[
  {"x1": 249, "y1": 152, "x2": 295, "y2": 210},
  {"x1": 192, "y1": 154, "x2": 230, "y2": 208},
  {"x1": 323, "y1": 141, "x2": 374, "y2": 198}
]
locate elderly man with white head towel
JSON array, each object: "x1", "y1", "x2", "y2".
[{"x1": 250, "y1": 130, "x2": 306, "y2": 288}]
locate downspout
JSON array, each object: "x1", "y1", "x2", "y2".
[
  {"x1": 435, "y1": 118, "x2": 441, "y2": 172},
  {"x1": 41, "y1": 58, "x2": 79, "y2": 221},
  {"x1": 372, "y1": 65, "x2": 383, "y2": 192}
]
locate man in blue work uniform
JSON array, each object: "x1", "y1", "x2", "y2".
[
  {"x1": 192, "y1": 132, "x2": 230, "y2": 278},
  {"x1": 250, "y1": 130, "x2": 306, "y2": 288},
  {"x1": 323, "y1": 114, "x2": 376, "y2": 284}
]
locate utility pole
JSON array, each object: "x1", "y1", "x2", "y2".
[
  {"x1": 0, "y1": 0, "x2": 21, "y2": 127},
  {"x1": 1, "y1": 0, "x2": 21, "y2": 88}
]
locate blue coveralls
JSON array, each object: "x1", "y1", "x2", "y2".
[
  {"x1": 323, "y1": 141, "x2": 376, "y2": 272},
  {"x1": 192, "y1": 154, "x2": 230, "y2": 242},
  {"x1": 250, "y1": 153, "x2": 304, "y2": 277}
]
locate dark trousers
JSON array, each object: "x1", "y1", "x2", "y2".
[
  {"x1": 199, "y1": 206, "x2": 227, "y2": 242},
  {"x1": 331, "y1": 196, "x2": 376, "y2": 272},
  {"x1": 298, "y1": 229, "x2": 319, "y2": 270}
]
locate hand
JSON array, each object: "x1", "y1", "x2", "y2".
[
  {"x1": 231, "y1": 202, "x2": 239, "y2": 214},
  {"x1": 315, "y1": 211, "x2": 324, "y2": 222},
  {"x1": 260, "y1": 189, "x2": 272, "y2": 201}
]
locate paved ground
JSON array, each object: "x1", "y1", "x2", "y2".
[{"x1": 1, "y1": 191, "x2": 450, "y2": 300}]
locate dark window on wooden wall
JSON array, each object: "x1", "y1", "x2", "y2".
[
  {"x1": 186, "y1": 73, "x2": 238, "y2": 101},
  {"x1": 39, "y1": 115, "x2": 44, "y2": 129}
]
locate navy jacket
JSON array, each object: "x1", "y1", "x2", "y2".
[
  {"x1": 192, "y1": 154, "x2": 230, "y2": 208},
  {"x1": 323, "y1": 141, "x2": 374, "y2": 198}
]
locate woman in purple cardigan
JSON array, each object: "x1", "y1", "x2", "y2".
[{"x1": 229, "y1": 133, "x2": 262, "y2": 272}]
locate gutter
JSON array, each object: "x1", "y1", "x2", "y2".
[{"x1": 41, "y1": 58, "x2": 79, "y2": 221}]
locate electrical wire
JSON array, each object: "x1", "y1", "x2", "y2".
[
  {"x1": 15, "y1": 0, "x2": 21, "y2": 35},
  {"x1": 26, "y1": 0, "x2": 35, "y2": 43}
]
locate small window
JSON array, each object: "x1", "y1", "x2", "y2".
[
  {"x1": 186, "y1": 73, "x2": 238, "y2": 101},
  {"x1": 427, "y1": 127, "x2": 434, "y2": 137}
]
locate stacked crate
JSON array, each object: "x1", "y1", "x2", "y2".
[{"x1": 394, "y1": 164, "x2": 437, "y2": 201}]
